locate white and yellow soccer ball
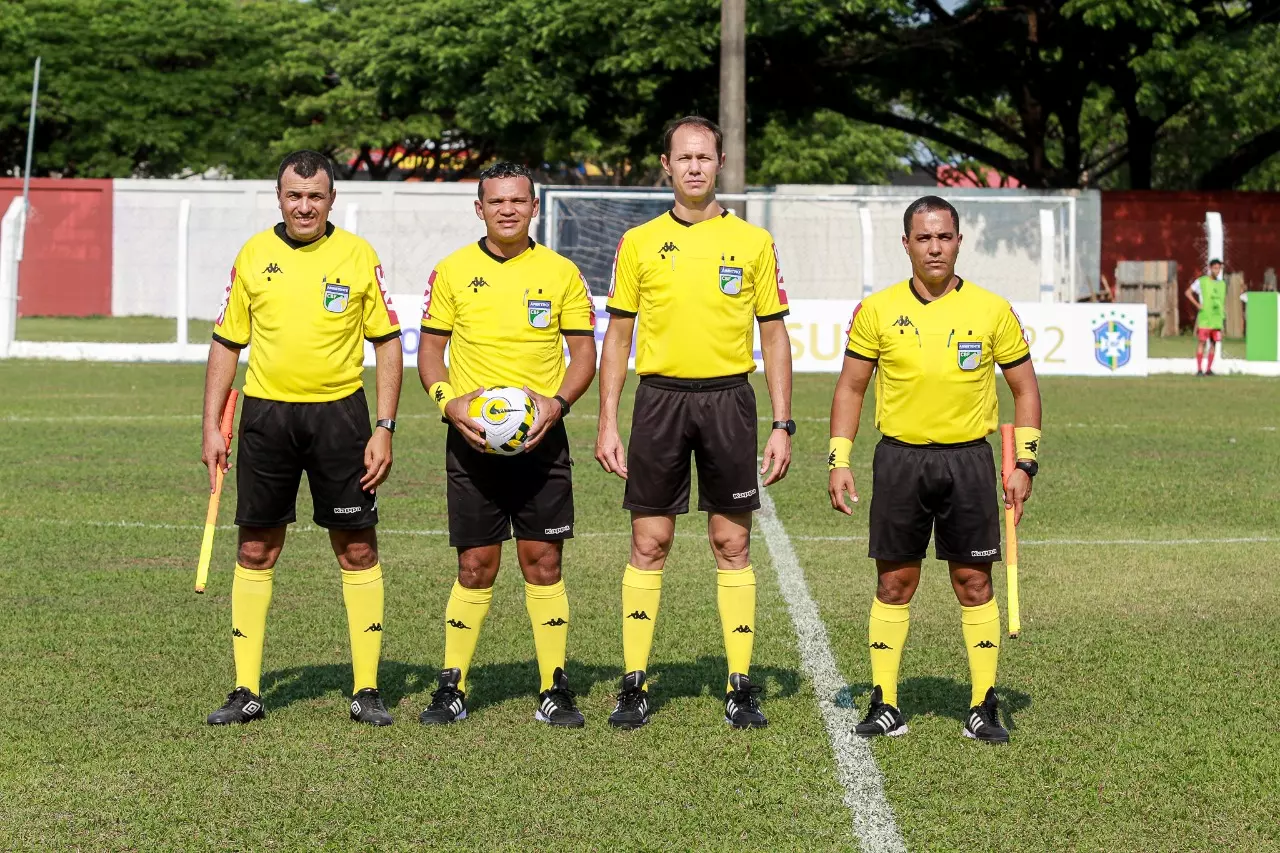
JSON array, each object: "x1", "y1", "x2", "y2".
[{"x1": 468, "y1": 386, "x2": 538, "y2": 455}]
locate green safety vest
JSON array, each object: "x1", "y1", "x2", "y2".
[{"x1": 1196, "y1": 276, "x2": 1226, "y2": 330}]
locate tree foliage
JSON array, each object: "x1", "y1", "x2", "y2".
[{"x1": 1, "y1": 0, "x2": 1277, "y2": 189}]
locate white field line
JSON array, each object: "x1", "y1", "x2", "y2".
[
  {"x1": 789, "y1": 534, "x2": 1280, "y2": 546},
  {"x1": 756, "y1": 480, "x2": 906, "y2": 853}
]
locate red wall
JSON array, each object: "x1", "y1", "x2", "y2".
[
  {"x1": 0, "y1": 178, "x2": 113, "y2": 316},
  {"x1": 1103, "y1": 191, "x2": 1280, "y2": 328}
]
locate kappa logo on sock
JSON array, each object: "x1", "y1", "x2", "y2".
[
  {"x1": 364, "y1": 622, "x2": 383, "y2": 632},
  {"x1": 447, "y1": 619, "x2": 471, "y2": 630},
  {"x1": 625, "y1": 610, "x2": 651, "y2": 620},
  {"x1": 732, "y1": 625, "x2": 753, "y2": 634},
  {"x1": 973, "y1": 640, "x2": 998, "y2": 648},
  {"x1": 869, "y1": 641, "x2": 892, "y2": 649},
  {"x1": 232, "y1": 628, "x2": 248, "y2": 638},
  {"x1": 541, "y1": 618, "x2": 568, "y2": 627}
]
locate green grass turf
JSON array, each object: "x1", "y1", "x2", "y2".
[
  {"x1": 1146, "y1": 331, "x2": 1245, "y2": 359},
  {"x1": 17, "y1": 315, "x2": 215, "y2": 342},
  {"x1": 1, "y1": 361, "x2": 1278, "y2": 851}
]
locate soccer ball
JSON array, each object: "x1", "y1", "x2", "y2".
[{"x1": 468, "y1": 387, "x2": 538, "y2": 455}]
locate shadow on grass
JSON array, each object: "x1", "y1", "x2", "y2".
[
  {"x1": 261, "y1": 656, "x2": 802, "y2": 717},
  {"x1": 836, "y1": 677, "x2": 1032, "y2": 730}
]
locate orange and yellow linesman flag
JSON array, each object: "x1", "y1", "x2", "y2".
[
  {"x1": 195, "y1": 389, "x2": 238, "y2": 594},
  {"x1": 1000, "y1": 423, "x2": 1021, "y2": 638}
]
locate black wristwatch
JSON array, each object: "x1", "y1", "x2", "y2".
[
  {"x1": 554, "y1": 395, "x2": 571, "y2": 417},
  {"x1": 375, "y1": 418, "x2": 396, "y2": 434},
  {"x1": 772, "y1": 419, "x2": 797, "y2": 436},
  {"x1": 1015, "y1": 459, "x2": 1038, "y2": 478}
]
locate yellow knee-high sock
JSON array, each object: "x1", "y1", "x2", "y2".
[
  {"x1": 525, "y1": 580, "x2": 569, "y2": 691},
  {"x1": 869, "y1": 598, "x2": 910, "y2": 707},
  {"x1": 444, "y1": 581, "x2": 492, "y2": 693},
  {"x1": 961, "y1": 598, "x2": 1001, "y2": 707},
  {"x1": 621, "y1": 565, "x2": 662, "y2": 684},
  {"x1": 232, "y1": 564, "x2": 273, "y2": 696},
  {"x1": 342, "y1": 564, "x2": 384, "y2": 693},
  {"x1": 717, "y1": 565, "x2": 756, "y2": 691}
]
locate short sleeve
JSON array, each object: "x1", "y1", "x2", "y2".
[
  {"x1": 560, "y1": 267, "x2": 596, "y2": 335},
  {"x1": 421, "y1": 265, "x2": 455, "y2": 334},
  {"x1": 994, "y1": 304, "x2": 1031, "y2": 368},
  {"x1": 605, "y1": 235, "x2": 639, "y2": 316},
  {"x1": 845, "y1": 301, "x2": 879, "y2": 361},
  {"x1": 362, "y1": 254, "x2": 401, "y2": 343},
  {"x1": 1190, "y1": 280, "x2": 1202, "y2": 297},
  {"x1": 213, "y1": 254, "x2": 251, "y2": 348},
  {"x1": 753, "y1": 238, "x2": 789, "y2": 321}
]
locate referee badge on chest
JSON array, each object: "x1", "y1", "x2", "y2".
[
  {"x1": 527, "y1": 299, "x2": 552, "y2": 328},
  {"x1": 957, "y1": 341, "x2": 982, "y2": 370},
  {"x1": 323, "y1": 281, "x2": 350, "y2": 313},
  {"x1": 718, "y1": 265, "x2": 743, "y2": 295}
]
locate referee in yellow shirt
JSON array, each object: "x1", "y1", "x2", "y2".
[
  {"x1": 596, "y1": 116, "x2": 794, "y2": 729},
  {"x1": 201, "y1": 150, "x2": 403, "y2": 727},
  {"x1": 828, "y1": 195, "x2": 1041, "y2": 744},
  {"x1": 416, "y1": 162, "x2": 597, "y2": 728}
]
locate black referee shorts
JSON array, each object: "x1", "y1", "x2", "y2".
[
  {"x1": 235, "y1": 389, "x2": 378, "y2": 530},
  {"x1": 445, "y1": 421, "x2": 574, "y2": 549},
  {"x1": 623, "y1": 375, "x2": 760, "y2": 516},
  {"x1": 868, "y1": 436, "x2": 1001, "y2": 563}
]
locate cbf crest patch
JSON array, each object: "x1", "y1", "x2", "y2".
[
  {"x1": 528, "y1": 299, "x2": 552, "y2": 329},
  {"x1": 1092, "y1": 310, "x2": 1133, "y2": 371},
  {"x1": 323, "y1": 281, "x2": 350, "y2": 313},
  {"x1": 719, "y1": 265, "x2": 743, "y2": 295},
  {"x1": 957, "y1": 341, "x2": 982, "y2": 370}
]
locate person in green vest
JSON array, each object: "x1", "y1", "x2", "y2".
[{"x1": 1186, "y1": 259, "x2": 1226, "y2": 376}]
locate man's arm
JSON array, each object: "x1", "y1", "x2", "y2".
[
  {"x1": 417, "y1": 331, "x2": 486, "y2": 452},
  {"x1": 1185, "y1": 285, "x2": 1202, "y2": 312},
  {"x1": 1001, "y1": 359, "x2": 1041, "y2": 524},
  {"x1": 594, "y1": 315, "x2": 634, "y2": 479},
  {"x1": 201, "y1": 340, "x2": 240, "y2": 493},
  {"x1": 828, "y1": 355, "x2": 875, "y2": 515},
  {"x1": 758, "y1": 318, "x2": 793, "y2": 486},
  {"x1": 361, "y1": 337, "x2": 403, "y2": 490},
  {"x1": 524, "y1": 334, "x2": 597, "y2": 452}
]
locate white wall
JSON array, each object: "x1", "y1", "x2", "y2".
[{"x1": 112, "y1": 180, "x2": 482, "y2": 319}]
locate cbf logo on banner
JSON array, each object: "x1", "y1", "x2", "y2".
[{"x1": 1091, "y1": 309, "x2": 1135, "y2": 371}]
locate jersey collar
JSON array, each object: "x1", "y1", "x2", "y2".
[
  {"x1": 477, "y1": 237, "x2": 535, "y2": 264},
  {"x1": 668, "y1": 209, "x2": 730, "y2": 227},
  {"x1": 274, "y1": 221, "x2": 335, "y2": 250},
  {"x1": 908, "y1": 275, "x2": 965, "y2": 305}
]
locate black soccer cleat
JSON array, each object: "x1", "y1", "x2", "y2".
[
  {"x1": 854, "y1": 685, "x2": 908, "y2": 737},
  {"x1": 725, "y1": 672, "x2": 768, "y2": 729},
  {"x1": 608, "y1": 670, "x2": 651, "y2": 730},
  {"x1": 535, "y1": 667, "x2": 585, "y2": 728},
  {"x1": 207, "y1": 686, "x2": 266, "y2": 726},
  {"x1": 419, "y1": 668, "x2": 467, "y2": 725},
  {"x1": 350, "y1": 687, "x2": 393, "y2": 726},
  {"x1": 963, "y1": 686, "x2": 1010, "y2": 744}
]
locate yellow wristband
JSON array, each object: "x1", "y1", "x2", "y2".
[
  {"x1": 429, "y1": 381, "x2": 457, "y2": 415},
  {"x1": 1014, "y1": 426, "x2": 1041, "y2": 461},
  {"x1": 828, "y1": 437, "x2": 853, "y2": 470}
]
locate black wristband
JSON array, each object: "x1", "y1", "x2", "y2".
[{"x1": 554, "y1": 395, "x2": 571, "y2": 417}]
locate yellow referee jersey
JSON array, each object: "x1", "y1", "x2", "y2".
[
  {"x1": 420, "y1": 239, "x2": 595, "y2": 397},
  {"x1": 846, "y1": 278, "x2": 1030, "y2": 444},
  {"x1": 214, "y1": 223, "x2": 401, "y2": 403},
  {"x1": 607, "y1": 210, "x2": 789, "y2": 378}
]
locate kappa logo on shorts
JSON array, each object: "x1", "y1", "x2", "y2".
[
  {"x1": 732, "y1": 488, "x2": 757, "y2": 500},
  {"x1": 528, "y1": 299, "x2": 552, "y2": 329},
  {"x1": 333, "y1": 506, "x2": 362, "y2": 514},
  {"x1": 323, "y1": 278, "x2": 350, "y2": 313},
  {"x1": 544, "y1": 524, "x2": 572, "y2": 535},
  {"x1": 957, "y1": 341, "x2": 982, "y2": 370},
  {"x1": 719, "y1": 265, "x2": 743, "y2": 295},
  {"x1": 971, "y1": 547, "x2": 998, "y2": 557}
]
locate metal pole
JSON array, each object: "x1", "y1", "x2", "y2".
[
  {"x1": 718, "y1": 0, "x2": 746, "y2": 195},
  {"x1": 22, "y1": 57, "x2": 41, "y2": 211}
]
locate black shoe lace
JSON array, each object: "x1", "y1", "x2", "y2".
[
  {"x1": 730, "y1": 681, "x2": 763, "y2": 713},
  {"x1": 859, "y1": 701, "x2": 884, "y2": 726},
  {"x1": 428, "y1": 685, "x2": 460, "y2": 710},
  {"x1": 615, "y1": 687, "x2": 644, "y2": 713},
  {"x1": 547, "y1": 684, "x2": 578, "y2": 712}
]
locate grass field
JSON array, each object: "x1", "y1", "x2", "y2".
[{"x1": 2, "y1": 359, "x2": 1279, "y2": 851}]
